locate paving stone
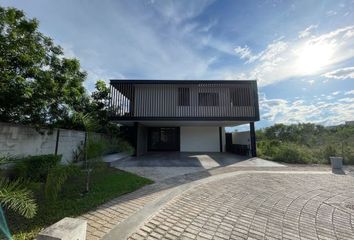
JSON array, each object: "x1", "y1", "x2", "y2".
[{"x1": 128, "y1": 172, "x2": 354, "y2": 240}]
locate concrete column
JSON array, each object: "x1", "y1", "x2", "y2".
[
  {"x1": 133, "y1": 122, "x2": 138, "y2": 156},
  {"x1": 219, "y1": 127, "x2": 222, "y2": 152},
  {"x1": 250, "y1": 122, "x2": 257, "y2": 157}
]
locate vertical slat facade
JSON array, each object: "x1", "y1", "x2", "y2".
[{"x1": 110, "y1": 81, "x2": 259, "y2": 119}]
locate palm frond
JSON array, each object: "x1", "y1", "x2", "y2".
[
  {"x1": 72, "y1": 112, "x2": 99, "y2": 132},
  {"x1": 0, "y1": 178, "x2": 37, "y2": 218}
]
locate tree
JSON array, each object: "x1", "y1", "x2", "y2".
[
  {"x1": 0, "y1": 7, "x2": 87, "y2": 127},
  {"x1": 90, "y1": 80, "x2": 111, "y2": 130},
  {"x1": 73, "y1": 112, "x2": 100, "y2": 193}
]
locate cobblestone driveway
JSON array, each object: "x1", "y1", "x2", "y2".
[{"x1": 129, "y1": 172, "x2": 354, "y2": 240}]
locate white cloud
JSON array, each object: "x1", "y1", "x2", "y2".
[
  {"x1": 73, "y1": 0, "x2": 220, "y2": 87},
  {"x1": 199, "y1": 19, "x2": 218, "y2": 32},
  {"x1": 323, "y1": 67, "x2": 354, "y2": 79},
  {"x1": 308, "y1": 80, "x2": 315, "y2": 85},
  {"x1": 234, "y1": 45, "x2": 254, "y2": 62},
  {"x1": 150, "y1": 0, "x2": 215, "y2": 24},
  {"x1": 260, "y1": 93, "x2": 354, "y2": 126},
  {"x1": 326, "y1": 10, "x2": 337, "y2": 16},
  {"x1": 229, "y1": 25, "x2": 354, "y2": 86},
  {"x1": 298, "y1": 25, "x2": 318, "y2": 38},
  {"x1": 345, "y1": 90, "x2": 354, "y2": 95},
  {"x1": 85, "y1": 68, "x2": 125, "y2": 93},
  {"x1": 233, "y1": 41, "x2": 288, "y2": 64},
  {"x1": 332, "y1": 91, "x2": 341, "y2": 95}
]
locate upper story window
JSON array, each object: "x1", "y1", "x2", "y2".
[
  {"x1": 198, "y1": 92, "x2": 219, "y2": 106},
  {"x1": 230, "y1": 88, "x2": 251, "y2": 106},
  {"x1": 178, "y1": 87, "x2": 190, "y2": 106}
]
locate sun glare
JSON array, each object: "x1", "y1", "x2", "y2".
[{"x1": 294, "y1": 41, "x2": 335, "y2": 75}]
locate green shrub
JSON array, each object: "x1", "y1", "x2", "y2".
[
  {"x1": 87, "y1": 138, "x2": 106, "y2": 160},
  {"x1": 12, "y1": 155, "x2": 62, "y2": 182},
  {"x1": 102, "y1": 138, "x2": 134, "y2": 155},
  {"x1": 273, "y1": 144, "x2": 314, "y2": 164},
  {"x1": 343, "y1": 146, "x2": 354, "y2": 165},
  {"x1": 323, "y1": 145, "x2": 337, "y2": 163},
  {"x1": 257, "y1": 140, "x2": 281, "y2": 159},
  {"x1": 45, "y1": 164, "x2": 80, "y2": 201},
  {"x1": 116, "y1": 139, "x2": 134, "y2": 155}
]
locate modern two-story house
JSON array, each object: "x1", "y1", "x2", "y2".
[{"x1": 109, "y1": 80, "x2": 260, "y2": 157}]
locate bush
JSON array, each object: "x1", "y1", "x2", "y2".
[
  {"x1": 87, "y1": 138, "x2": 106, "y2": 160},
  {"x1": 257, "y1": 140, "x2": 281, "y2": 159},
  {"x1": 12, "y1": 155, "x2": 62, "y2": 182},
  {"x1": 323, "y1": 145, "x2": 337, "y2": 163},
  {"x1": 272, "y1": 144, "x2": 314, "y2": 164},
  {"x1": 45, "y1": 164, "x2": 80, "y2": 201},
  {"x1": 116, "y1": 139, "x2": 134, "y2": 155},
  {"x1": 102, "y1": 138, "x2": 134, "y2": 155}
]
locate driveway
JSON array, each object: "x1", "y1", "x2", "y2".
[
  {"x1": 127, "y1": 171, "x2": 354, "y2": 240},
  {"x1": 111, "y1": 152, "x2": 284, "y2": 181}
]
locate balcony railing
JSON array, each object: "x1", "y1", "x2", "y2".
[{"x1": 109, "y1": 80, "x2": 259, "y2": 121}]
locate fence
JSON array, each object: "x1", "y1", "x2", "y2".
[{"x1": 0, "y1": 122, "x2": 104, "y2": 163}]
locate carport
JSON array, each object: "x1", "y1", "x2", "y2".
[{"x1": 111, "y1": 152, "x2": 284, "y2": 181}]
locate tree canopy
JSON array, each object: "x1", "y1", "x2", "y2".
[{"x1": 0, "y1": 6, "x2": 112, "y2": 132}]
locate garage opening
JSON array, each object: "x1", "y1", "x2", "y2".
[{"x1": 148, "y1": 127, "x2": 180, "y2": 151}]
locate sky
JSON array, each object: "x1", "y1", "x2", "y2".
[{"x1": 1, "y1": 0, "x2": 354, "y2": 130}]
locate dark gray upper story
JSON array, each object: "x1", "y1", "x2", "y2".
[{"x1": 109, "y1": 80, "x2": 260, "y2": 122}]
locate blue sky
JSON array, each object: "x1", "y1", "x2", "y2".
[{"x1": 1, "y1": 0, "x2": 354, "y2": 129}]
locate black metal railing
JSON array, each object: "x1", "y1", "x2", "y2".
[{"x1": 110, "y1": 80, "x2": 259, "y2": 120}]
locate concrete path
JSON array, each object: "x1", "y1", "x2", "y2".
[
  {"x1": 102, "y1": 152, "x2": 131, "y2": 164},
  {"x1": 111, "y1": 152, "x2": 285, "y2": 181}
]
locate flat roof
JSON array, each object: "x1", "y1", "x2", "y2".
[{"x1": 110, "y1": 79, "x2": 257, "y2": 84}]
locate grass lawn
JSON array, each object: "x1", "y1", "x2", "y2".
[{"x1": 6, "y1": 167, "x2": 153, "y2": 240}]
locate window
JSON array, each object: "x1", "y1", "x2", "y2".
[
  {"x1": 198, "y1": 92, "x2": 219, "y2": 106},
  {"x1": 230, "y1": 88, "x2": 251, "y2": 106},
  {"x1": 178, "y1": 88, "x2": 190, "y2": 106}
]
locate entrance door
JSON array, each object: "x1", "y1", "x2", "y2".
[{"x1": 148, "y1": 127, "x2": 180, "y2": 151}]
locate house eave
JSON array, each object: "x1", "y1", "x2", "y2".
[
  {"x1": 110, "y1": 79, "x2": 257, "y2": 85},
  {"x1": 109, "y1": 116, "x2": 260, "y2": 121}
]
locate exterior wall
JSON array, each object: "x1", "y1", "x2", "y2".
[
  {"x1": 0, "y1": 122, "x2": 85, "y2": 163},
  {"x1": 232, "y1": 131, "x2": 251, "y2": 146},
  {"x1": 56, "y1": 129, "x2": 86, "y2": 163},
  {"x1": 180, "y1": 126, "x2": 220, "y2": 152},
  {"x1": 133, "y1": 84, "x2": 256, "y2": 118}
]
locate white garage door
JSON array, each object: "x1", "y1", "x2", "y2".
[{"x1": 180, "y1": 126, "x2": 220, "y2": 152}]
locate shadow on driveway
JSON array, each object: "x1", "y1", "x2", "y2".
[{"x1": 111, "y1": 152, "x2": 285, "y2": 181}]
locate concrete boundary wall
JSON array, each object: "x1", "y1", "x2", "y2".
[{"x1": 0, "y1": 122, "x2": 103, "y2": 163}]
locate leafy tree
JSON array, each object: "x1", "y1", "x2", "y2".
[
  {"x1": 90, "y1": 80, "x2": 111, "y2": 130},
  {"x1": 0, "y1": 6, "x2": 87, "y2": 127}
]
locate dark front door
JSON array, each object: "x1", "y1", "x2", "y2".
[{"x1": 148, "y1": 127, "x2": 180, "y2": 151}]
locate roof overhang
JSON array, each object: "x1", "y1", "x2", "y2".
[{"x1": 112, "y1": 120, "x2": 254, "y2": 127}]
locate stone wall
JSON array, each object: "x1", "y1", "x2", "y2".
[{"x1": 0, "y1": 122, "x2": 88, "y2": 163}]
